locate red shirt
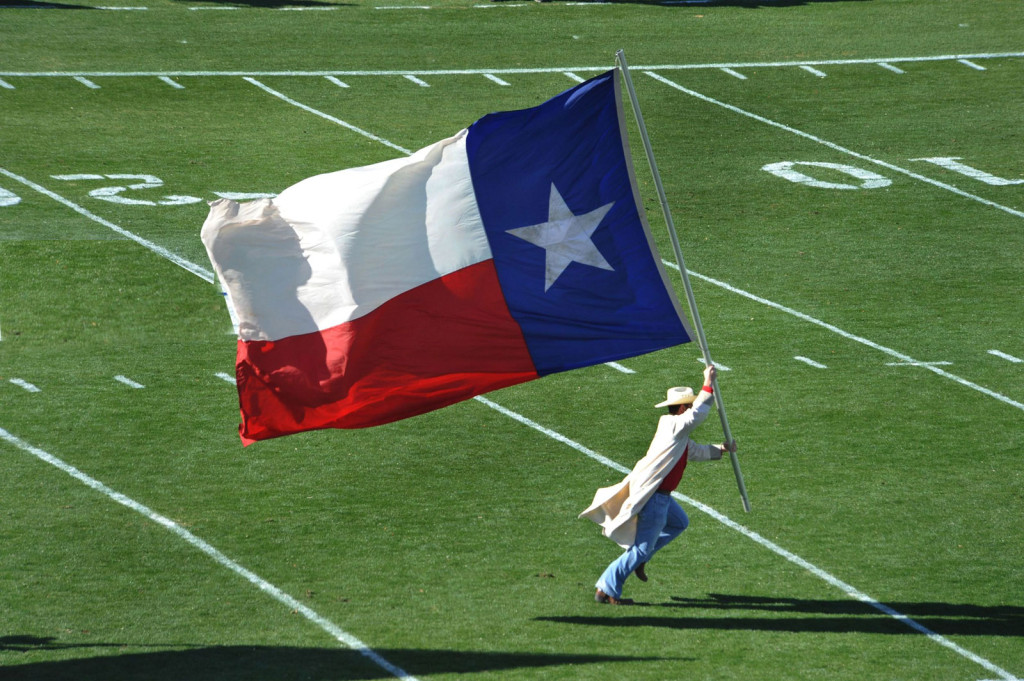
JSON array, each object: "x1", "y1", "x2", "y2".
[
  {"x1": 657, "y1": 385, "x2": 713, "y2": 493},
  {"x1": 658, "y1": 445, "x2": 688, "y2": 493}
]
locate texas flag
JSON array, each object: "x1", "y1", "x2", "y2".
[{"x1": 202, "y1": 69, "x2": 692, "y2": 445}]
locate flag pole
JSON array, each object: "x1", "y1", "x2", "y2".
[{"x1": 615, "y1": 49, "x2": 751, "y2": 512}]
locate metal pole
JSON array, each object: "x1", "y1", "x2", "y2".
[{"x1": 615, "y1": 49, "x2": 751, "y2": 512}]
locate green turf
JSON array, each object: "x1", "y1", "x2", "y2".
[{"x1": 1, "y1": 1, "x2": 1022, "y2": 679}]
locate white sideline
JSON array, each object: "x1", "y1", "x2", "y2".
[
  {"x1": 3, "y1": 52, "x2": 1023, "y2": 78},
  {"x1": 472, "y1": 396, "x2": 1020, "y2": 681},
  {"x1": 644, "y1": 71, "x2": 1024, "y2": 222},
  {"x1": 0, "y1": 425, "x2": 419, "y2": 681}
]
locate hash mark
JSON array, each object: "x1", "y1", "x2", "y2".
[
  {"x1": 403, "y1": 74, "x2": 430, "y2": 87},
  {"x1": 10, "y1": 378, "x2": 41, "y2": 393},
  {"x1": 114, "y1": 375, "x2": 145, "y2": 389}
]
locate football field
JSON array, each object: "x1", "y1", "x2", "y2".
[{"x1": 1, "y1": 1, "x2": 1022, "y2": 679}]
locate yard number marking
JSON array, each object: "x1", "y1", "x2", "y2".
[
  {"x1": 0, "y1": 167, "x2": 215, "y2": 283},
  {"x1": 646, "y1": 72, "x2": 1024, "y2": 221},
  {"x1": 762, "y1": 161, "x2": 891, "y2": 190},
  {"x1": 51, "y1": 173, "x2": 203, "y2": 206}
]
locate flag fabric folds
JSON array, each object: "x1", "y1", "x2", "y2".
[{"x1": 201, "y1": 70, "x2": 693, "y2": 445}]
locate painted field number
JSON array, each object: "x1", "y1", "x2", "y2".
[
  {"x1": 764, "y1": 157, "x2": 1023, "y2": 189},
  {"x1": 0, "y1": 186, "x2": 20, "y2": 207},
  {"x1": 51, "y1": 173, "x2": 203, "y2": 206},
  {"x1": 763, "y1": 161, "x2": 891, "y2": 190},
  {"x1": 0, "y1": 174, "x2": 275, "y2": 209}
]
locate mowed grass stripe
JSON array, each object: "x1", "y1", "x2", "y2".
[
  {"x1": 472, "y1": 396, "x2": 1021, "y2": 681},
  {"x1": 7, "y1": 70, "x2": 1018, "y2": 678},
  {"x1": 6, "y1": 34, "x2": 1015, "y2": 675},
  {"x1": 0, "y1": 425, "x2": 421, "y2": 681}
]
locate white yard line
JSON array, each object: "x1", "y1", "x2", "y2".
[
  {"x1": 472, "y1": 395, "x2": 1020, "y2": 681},
  {"x1": 0, "y1": 167, "x2": 215, "y2": 283},
  {"x1": 666, "y1": 261, "x2": 1024, "y2": 413},
  {"x1": 243, "y1": 78, "x2": 412, "y2": 155},
  {"x1": 644, "y1": 71, "x2": 1024, "y2": 221},
  {"x1": 4, "y1": 53, "x2": 1022, "y2": 79},
  {"x1": 0, "y1": 425, "x2": 420, "y2": 681}
]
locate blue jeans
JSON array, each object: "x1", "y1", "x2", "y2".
[{"x1": 595, "y1": 492, "x2": 689, "y2": 598}]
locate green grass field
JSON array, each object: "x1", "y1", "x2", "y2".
[{"x1": 1, "y1": 1, "x2": 1022, "y2": 679}]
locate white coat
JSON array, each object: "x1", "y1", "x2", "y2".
[{"x1": 579, "y1": 389, "x2": 722, "y2": 548}]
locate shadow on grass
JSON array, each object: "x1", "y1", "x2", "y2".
[
  {"x1": 0, "y1": 0, "x2": 95, "y2": 8},
  {"x1": 538, "y1": 593, "x2": 1024, "y2": 637},
  {"x1": 0, "y1": 639, "x2": 667, "y2": 680}
]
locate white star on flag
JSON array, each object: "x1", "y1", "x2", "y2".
[{"x1": 506, "y1": 183, "x2": 615, "y2": 291}]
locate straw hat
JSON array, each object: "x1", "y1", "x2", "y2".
[{"x1": 654, "y1": 386, "x2": 697, "y2": 408}]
